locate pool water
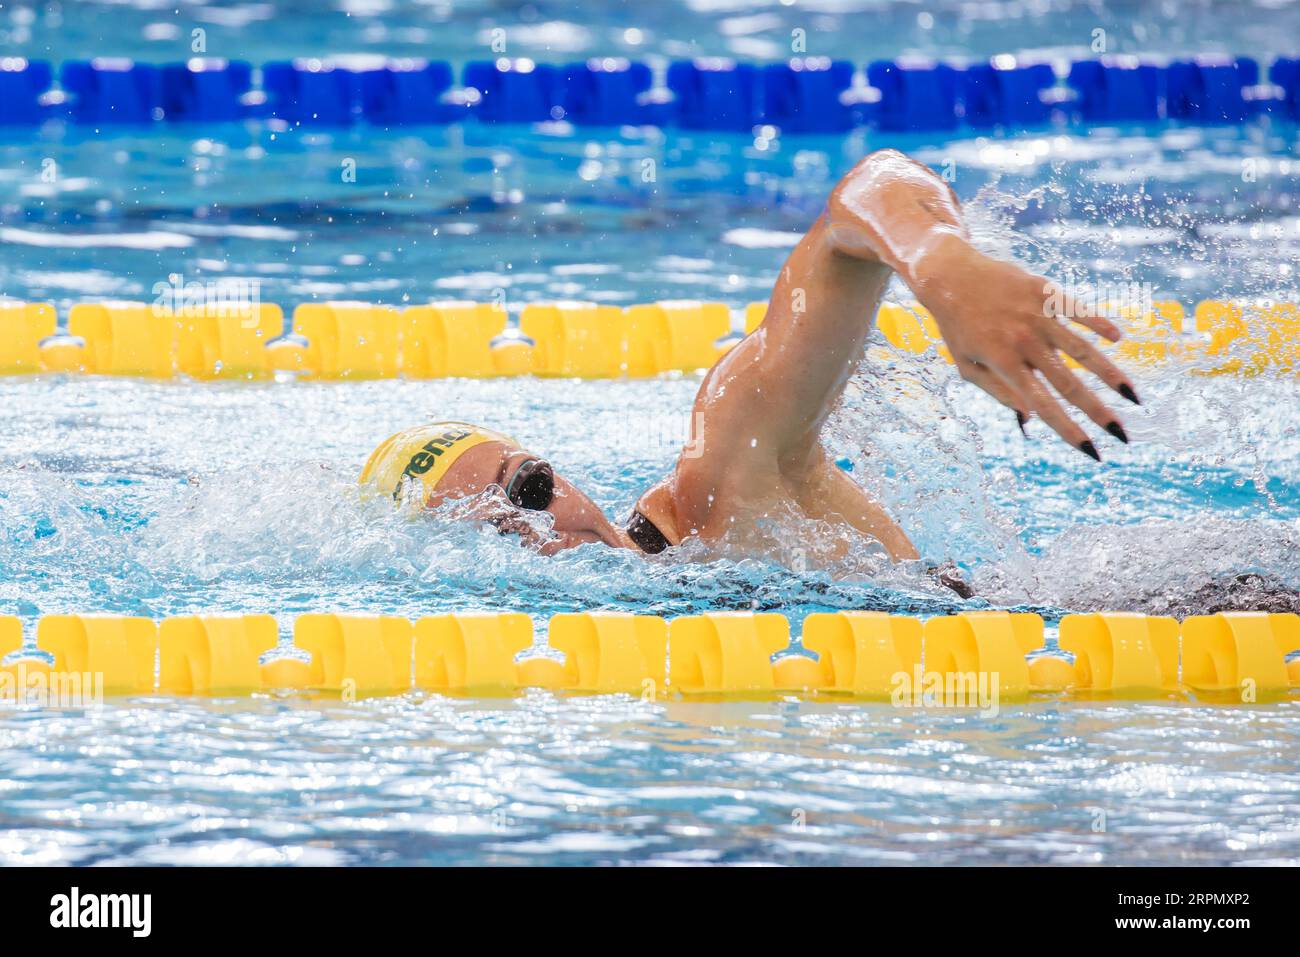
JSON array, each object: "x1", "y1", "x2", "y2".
[
  {"x1": 1, "y1": 0, "x2": 1299, "y2": 866},
  {"x1": 8, "y1": 0, "x2": 1300, "y2": 66}
]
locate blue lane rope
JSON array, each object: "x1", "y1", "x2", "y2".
[{"x1": 0, "y1": 54, "x2": 1297, "y2": 132}]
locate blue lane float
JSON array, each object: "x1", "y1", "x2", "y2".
[
  {"x1": 60, "y1": 58, "x2": 161, "y2": 123},
  {"x1": 961, "y1": 59, "x2": 1056, "y2": 127},
  {"x1": 0, "y1": 57, "x2": 52, "y2": 124},
  {"x1": 1166, "y1": 56, "x2": 1256, "y2": 123},
  {"x1": 761, "y1": 58, "x2": 856, "y2": 132},
  {"x1": 262, "y1": 59, "x2": 360, "y2": 124},
  {"x1": 160, "y1": 59, "x2": 252, "y2": 122},
  {"x1": 561, "y1": 58, "x2": 665, "y2": 126},
  {"x1": 1272, "y1": 57, "x2": 1300, "y2": 120},
  {"x1": 1066, "y1": 58, "x2": 1162, "y2": 122},
  {"x1": 463, "y1": 58, "x2": 562, "y2": 123},
  {"x1": 357, "y1": 59, "x2": 460, "y2": 125},
  {"x1": 666, "y1": 58, "x2": 761, "y2": 131},
  {"x1": 1, "y1": 53, "x2": 1297, "y2": 132},
  {"x1": 867, "y1": 59, "x2": 959, "y2": 131}
]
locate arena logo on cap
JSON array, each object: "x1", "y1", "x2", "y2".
[{"x1": 400, "y1": 427, "x2": 475, "y2": 482}]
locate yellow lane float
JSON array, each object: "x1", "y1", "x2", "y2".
[
  {"x1": 547, "y1": 612, "x2": 668, "y2": 695},
  {"x1": 414, "y1": 612, "x2": 533, "y2": 692},
  {"x1": 401, "y1": 301, "x2": 508, "y2": 378},
  {"x1": 625, "y1": 301, "x2": 732, "y2": 376},
  {"x1": 1181, "y1": 612, "x2": 1300, "y2": 696},
  {"x1": 519, "y1": 301, "x2": 627, "y2": 377},
  {"x1": 292, "y1": 613, "x2": 414, "y2": 694},
  {"x1": 160, "y1": 614, "x2": 279, "y2": 694},
  {"x1": 0, "y1": 611, "x2": 1297, "y2": 702},
  {"x1": 36, "y1": 614, "x2": 158, "y2": 694},
  {"x1": 801, "y1": 611, "x2": 922, "y2": 696},
  {"x1": 923, "y1": 611, "x2": 1045, "y2": 699},
  {"x1": 67, "y1": 302, "x2": 176, "y2": 378},
  {"x1": 292, "y1": 301, "x2": 402, "y2": 379},
  {"x1": 0, "y1": 301, "x2": 57, "y2": 374},
  {"x1": 668, "y1": 612, "x2": 791, "y2": 694},
  {"x1": 4, "y1": 297, "x2": 1297, "y2": 381},
  {"x1": 1059, "y1": 612, "x2": 1181, "y2": 694},
  {"x1": 175, "y1": 303, "x2": 285, "y2": 380}
]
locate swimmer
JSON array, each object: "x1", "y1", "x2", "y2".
[{"x1": 361, "y1": 150, "x2": 1139, "y2": 577}]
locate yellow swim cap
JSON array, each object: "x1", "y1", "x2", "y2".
[{"x1": 359, "y1": 422, "x2": 517, "y2": 506}]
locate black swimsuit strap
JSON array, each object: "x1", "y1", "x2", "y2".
[{"x1": 626, "y1": 510, "x2": 671, "y2": 554}]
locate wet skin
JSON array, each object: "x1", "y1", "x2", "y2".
[
  {"x1": 427, "y1": 149, "x2": 1140, "y2": 559},
  {"x1": 427, "y1": 440, "x2": 629, "y2": 555}
]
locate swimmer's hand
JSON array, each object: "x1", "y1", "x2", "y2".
[
  {"x1": 926, "y1": 560, "x2": 975, "y2": 600},
  {"x1": 463, "y1": 485, "x2": 558, "y2": 551},
  {"x1": 827, "y1": 150, "x2": 1139, "y2": 461},
  {"x1": 910, "y1": 233, "x2": 1139, "y2": 460}
]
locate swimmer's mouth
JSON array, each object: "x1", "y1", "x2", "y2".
[{"x1": 626, "y1": 510, "x2": 671, "y2": 554}]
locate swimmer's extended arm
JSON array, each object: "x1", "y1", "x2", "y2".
[
  {"x1": 666, "y1": 149, "x2": 1141, "y2": 556},
  {"x1": 824, "y1": 149, "x2": 1140, "y2": 455}
]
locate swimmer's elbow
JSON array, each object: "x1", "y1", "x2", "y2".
[
  {"x1": 825, "y1": 149, "x2": 965, "y2": 263},
  {"x1": 840, "y1": 148, "x2": 949, "y2": 194}
]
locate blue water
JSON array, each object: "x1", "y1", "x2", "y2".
[
  {"x1": 6, "y1": 0, "x2": 1300, "y2": 64},
  {"x1": 1, "y1": 0, "x2": 1299, "y2": 866}
]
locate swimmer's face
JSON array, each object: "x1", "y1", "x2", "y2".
[{"x1": 427, "y1": 440, "x2": 628, "y2": 553}]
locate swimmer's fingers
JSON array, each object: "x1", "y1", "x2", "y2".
[
  {"x1": 954, "y1": 356, "x2": 1026, "y2": 414},
  {"x1": 470, "y1": 486, "x2": 557, "y2": 549},
  {"x1": 487, "y1": 510, "x2": 551, "y2": 548},
  {"x1": 463, "y1": 484, "x2": 511, "y2": 517},
  {"x1": 1012, "y1": 366, "x2": 1099, "y2": 458},
  {"x1": 465, "y1": 485, "x2": 535, "y2": 533},
  {"x1": 1047, "y1": 324, "x2": 1141, "y2": 406},
  {"x1": 1044, "y1": 282, "x2": 1123, "y2": 342},
  {"x1": 1032, "y1": 349, "x2": 1126, "y2": 442}
]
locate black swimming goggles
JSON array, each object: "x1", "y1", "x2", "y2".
[{"x1": 504, "y1": 458, "x2": 555, "y2": 511}]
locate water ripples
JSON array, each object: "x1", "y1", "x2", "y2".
[{"x1": 2, "y1": 694, "x2": 1296, "y2": 865}]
